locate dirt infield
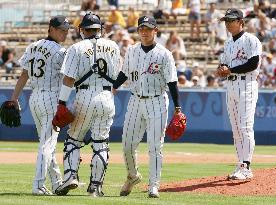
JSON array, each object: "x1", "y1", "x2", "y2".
[
  {"x1": 160, "y1": 168, "x2": 276, "y2": 196},
  {"x1": 1, "y1": 151, "x2": 276, "y2": 196},
  {"x1": 1, "y1": 152, "x2": 276, "y2": 164}
]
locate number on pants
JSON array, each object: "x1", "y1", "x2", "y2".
[{"x1": 29, "y1": 57, "x2": 45, "y2": 78}]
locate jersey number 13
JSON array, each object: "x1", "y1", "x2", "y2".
[{"x1": 29, "y1": 57, "x2": 45, "y2": 78}]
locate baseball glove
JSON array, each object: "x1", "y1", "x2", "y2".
[
  {"x1": 166, "y1": 112, "x2": 187, "y2": 140},
  {"x1": 0, "y1": 101, "x2": 21, "y2": 127},
  {"x1": 52, "y1": 104, "x2": 75, "y2": 131}
]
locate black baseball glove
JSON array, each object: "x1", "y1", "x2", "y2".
[{"x1": 0, "y1": 101, "x2": 21, "y2": 127}]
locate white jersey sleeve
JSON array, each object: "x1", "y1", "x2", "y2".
[
  {"x1": 246, "y1": 35, "x2": 262, "y2": 58},
  {"x1": 121, "y1": 46, "x2": 130, "y2": 76},
  {"x1": 18, "y1": 43, "x2": 33, "y2": 70},
  {"x1": 61, "y1": 45, "x2": 80, "y2": 79},
  {"x1": 163, "y1": 51, "x2": 177, "y2": 83}
]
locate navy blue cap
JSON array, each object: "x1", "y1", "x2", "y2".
[
  {"x1": 79, "y1": 13, "x2": 102, "y2": 29},
  {"x1": 138, "y1": 16, "x2": 157, "y2": 28},
  {"x1": 220, "y1": 8, "x2": 244, "y2": 21},
  {"x1": 49, "y1": 15, "x2": 72, "y2": 30}
]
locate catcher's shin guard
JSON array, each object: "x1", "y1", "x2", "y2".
[
  {"x1": 56, "y1": 135, "x2": 83, "y2": 195},
  {"x1": 87, "y1": 139, "x2": 109, "y2": 195}
]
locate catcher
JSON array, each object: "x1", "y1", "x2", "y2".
[{"x1": 0, "y1": 15, "x2": 72, "y2": 195}]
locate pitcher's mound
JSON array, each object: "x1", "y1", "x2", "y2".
[{"x1": 160, "y1": 167, "x2": 276, "y2": 196}]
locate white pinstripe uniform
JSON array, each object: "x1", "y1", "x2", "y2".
[
  {"x1": 19, "y1": 39, "x2": 66, "y2": 192},
  {"x1": 221, "y1": 32, "x2": 262, "y2": 164},
  {"x1": 122, "y1": 42, "x2": 177, "y2": 189},
  {"x1": 60, "y1": 38, "x2": 120, "y2": 188}
]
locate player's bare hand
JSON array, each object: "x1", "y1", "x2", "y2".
[
  {"x1": 112, "y1": 88, "x2": 117, "y2": 95},
  {"x1": 175, "y1": 107, "x2": 181, "y2": 114}
]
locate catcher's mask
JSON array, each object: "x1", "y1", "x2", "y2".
[{"x1": 79, "y1": 12, "x2": 103, "y2": 39}]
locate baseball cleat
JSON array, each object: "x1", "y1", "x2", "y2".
[
  {"x1": 55, "y1": 177, "x2": 79, "y2": 196},
  {"x1": 120, "y1": 173, "x2": 142, "y2": 196},
  {"x1": 228, "y1": 163, "x2": 253, "y2": 180},
  {"x1": 87, "y1": 185, "x2": 104, "y2": 197},
  {"x1": 148, "y1": 186, "x2": 160, "y2": 198},
  {"x1": 32, "y1": 186, "x2": 53, "y2": 195}
]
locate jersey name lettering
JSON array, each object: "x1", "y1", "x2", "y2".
[{"x1": 31, "y1": 45, "x2": 51, "y2": 59}]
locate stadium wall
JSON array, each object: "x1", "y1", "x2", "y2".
[{"x1": 1, "y1": 88, "x2": 276, "y2": 144}]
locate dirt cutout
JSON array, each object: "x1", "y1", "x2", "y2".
[{"x1": 160, "y1": 168, "x2": 276, "y2": 196}]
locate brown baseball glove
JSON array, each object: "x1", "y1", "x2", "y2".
[{"x1": 0, "y1": 101, "x2": 21, "y2": 127}]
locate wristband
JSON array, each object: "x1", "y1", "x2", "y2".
[{"x1": 59, "y1": 84, "x2": 72, "y2": 102}]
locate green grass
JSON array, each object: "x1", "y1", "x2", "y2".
[
  {"x1": 1, "y1": 142, "x2": 276, "y2": 205},
  {"x1": 1, "y1": 142, "x2": 276, "y2": 155}
]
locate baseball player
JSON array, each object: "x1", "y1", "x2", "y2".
[
  {"x1": 53, "y1": 13, "x2": 120, "y2": 197},
  {"x1": 217, "y1": 8, "x2": 262, "y2": 180},
  {"x1": 112, "y1": 16, "x2": 181, "y2": 198},
  {"x1": 9, "y1": 15, "x2": 71, "y2": 195}
]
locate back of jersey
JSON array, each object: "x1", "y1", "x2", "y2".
[
  {"x1": 19, "y1": 39, "x2": 66, "y2": 91},
  {"x1": 61, "y1": 38, "x2": 120, "y2": 88}
]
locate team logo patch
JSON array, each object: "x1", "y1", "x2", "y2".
[
  {"x1": 141, "y1": 63, "x2": 161, "y2": 75},
  {"x1": 233, "y1": 48, "x2": 247, "y2": 61},
  {"x1": 143, "y1": 17, "x2": 149, "y2": 22}
]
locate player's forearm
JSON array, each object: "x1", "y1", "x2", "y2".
[
  {"x1": 230, "y1": 56, "x2": 259, "y2": 74},
  {"x1": 11, "y1": 70, "x2": 29, "y2": 101},
  {"x1": 167, "y1": 81, "x2": 180, "y2": 108},
  {"x1": 113, "y1": 71, "x2": 128, "y2": 89},
  {"x1": 59, "y1": 76, "x2": 75, "y2": 105}
]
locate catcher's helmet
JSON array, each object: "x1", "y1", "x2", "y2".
[{"x1": 79, "y1": 12, "x2": 102, "y2": 29}]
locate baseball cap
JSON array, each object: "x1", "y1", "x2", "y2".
[
  {"x1": 192, "y1": 76, "x2": 199, "y2": 81},
  {"x1": 79, "y1": 13, "x2": 102, "y2": 29},
  {"x1": 49, "y1": 15, "x2": 72, "y2": 30},
  {"x1": 220, "y1": 8, "x2": 244, "y2": 21},
  {"x1": 138, "y1": 16, "x2": 157, "y2": 29}
]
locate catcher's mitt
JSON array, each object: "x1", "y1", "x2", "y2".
[
  {"x1": 0, "y1": 101, "x2": 21, "y2": 127},
  {"x1": 166, "y1": 112, "x2": 187, "y2": 140},
  {"x1": 52, "y1": 104, "x2": 75, "y2": 131}
]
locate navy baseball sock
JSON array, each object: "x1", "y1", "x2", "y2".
[{"x1": 243, "y1": 161, "x2": 250, "y2": 169}]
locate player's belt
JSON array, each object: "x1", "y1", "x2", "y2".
[
  {"x1": 76, "y1": 85, "x2": 111, "y2": 92},
  {"x1": 227, "y1": 75, "x2": 246, "y2": 81},
  {"x1": 131, "y1": 92, "x2": 160, "y2": 99}
]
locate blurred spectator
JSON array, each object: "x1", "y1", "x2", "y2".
[
  {"x1": 108, "y1": 6, "x2": 126, "y2": 28},
  {"x1": 166, "y1": 30, "x2": 186, "y2": 61},
  {"x1": 153, "y1": 0, "x2": 171, "y2": 20},
  {"x1": 103, "y1": 21, "x2": 115, "y2": 39},
  {"x1": 71, "y1": 10, "x2": 86, "y2": 41},
  {"x1": 163, "y1": 0, "x2": 186, "y2": 19},
  {"x1": 204, "y1": 2, "x2": 222, "y2": 34},
  {"x1": 204, "y1": 3, "x2": 226, "y2": 54},
  {"x1": 155, "y1": 30, "x2": 168, "y2": 47},
  {"x1": 269, "y1": 39, "x2": 276, "y2": 52},
  {"x1": 0, "y1": 41, "x2": 16, "y2": 76},
  {"x1": 126, "y1": 7, "x2": 139, "y2": 33},
  {"x1": 192, "y1": 61, "x2": 206, "y2": 87},
  {"x1": 263, "y1": 53, "x2": 276, "y2": 75},
  {"x1": 178, "y1": 74, "x2": 193, "y2": 87},
  {"x1": 107, "y1": 0, "x2": 118, "y2": 8},
  {"x1": 119, "y1": 35, "x2": 133, "y2": 58},
  {"x1": 81, "y1": 0, "x2": 100, "y2": 11},
  {"x1": 191, "y1": 75, "x2": 200, "y2": 87},
  {"x1": 206, "y1": 74, "x2": 218, "y2": 88},
  {"x1": 187, "y1": 0, "x2": 202, "y2": 40}
]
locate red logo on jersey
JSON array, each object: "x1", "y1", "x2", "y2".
[
  {"x1": 141, "y1": 63, "x2": 160, "y2": 75},
  {"x1": 233, "y1": 48, "x2": 247, "y2": 61}
]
